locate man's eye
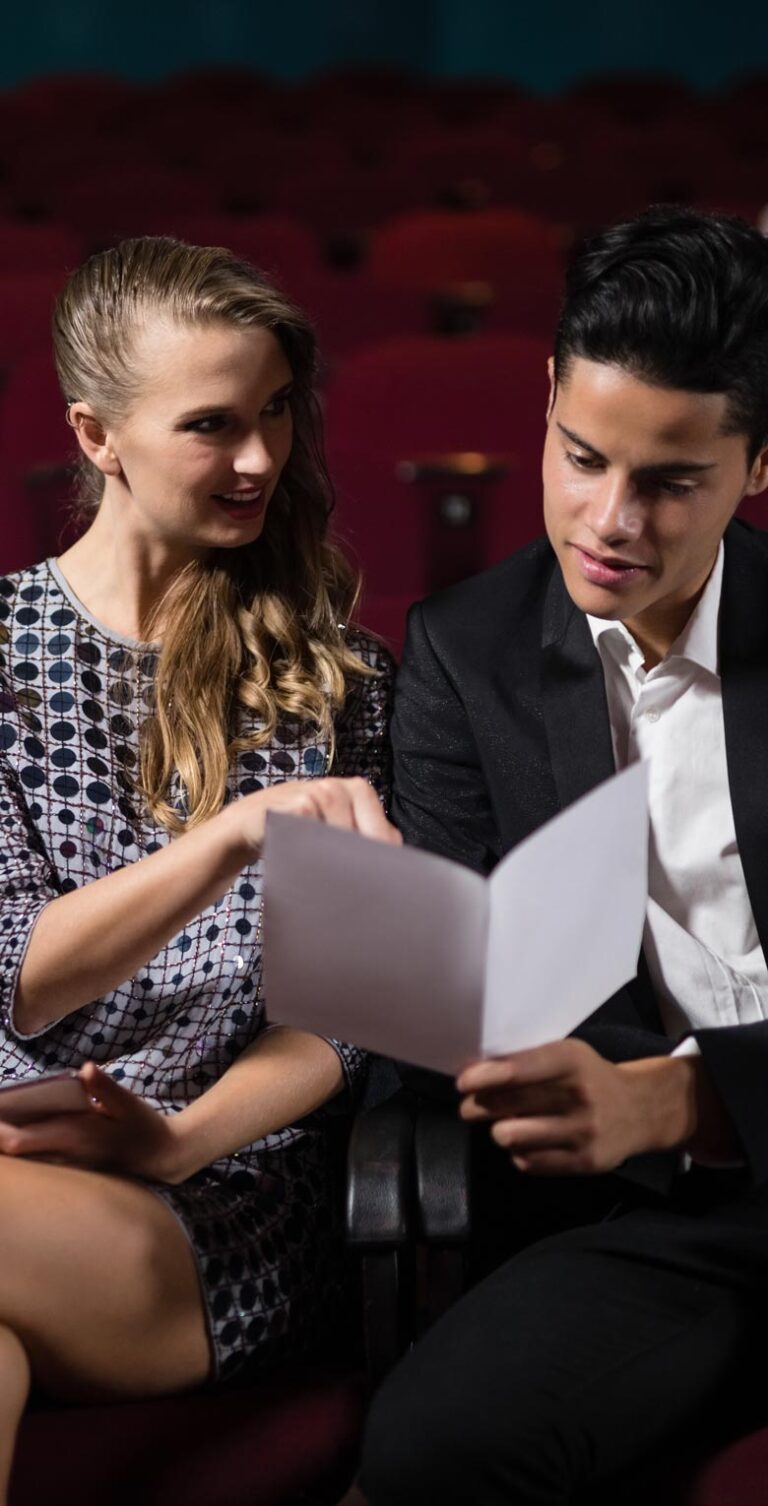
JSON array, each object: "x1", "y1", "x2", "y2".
[
  {"x1": 566, "y1": 450, "x2": 602, "y2": 471},
  {"x1": 658, "y1": 479, "x2": 697, "y2": 498},
  {"x1": 644, "y1": 477, "x2": 698, "y2": 499}
]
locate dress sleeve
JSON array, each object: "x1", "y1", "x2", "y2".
[
  {"x1": 321, "y1": 634, "x2": 395, "y2": 1098},
  {"x1": 0, "y1": 736, "x2": 62, "y2": 1041}
]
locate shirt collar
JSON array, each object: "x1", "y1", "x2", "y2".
[{"x1": 586, "y1": 541, "x2": 724, "y2": 676}]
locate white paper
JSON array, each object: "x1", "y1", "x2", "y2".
[
  {"x1": 262, "y1": 764, "x2": 649, "y2": 1075},
  {"x1": 262, "y1": 817, "x2": 489, "y2": 1074},
  {"x1": 482, "y1": 762, "x2": 649, "y2": 1054}
]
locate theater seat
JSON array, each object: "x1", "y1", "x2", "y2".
[{"x1": 11, "y1": 1369, "x2": 365, "y2": 1506}]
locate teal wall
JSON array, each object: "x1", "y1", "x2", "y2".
[{"x1": 1, "y1": 0, "x2": 764, "y2": 91}]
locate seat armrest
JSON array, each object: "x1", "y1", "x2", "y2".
[
  {"x1": 414, "y1": 1104, "x2": 472, "y2": 1244},
  {"x1": 346, "y1": 1089, "x2": 416, "y2": 1250}
]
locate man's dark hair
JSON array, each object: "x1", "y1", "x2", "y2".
[{"x1": 554, "y1": 206, "x2": 768, "y2": 462}]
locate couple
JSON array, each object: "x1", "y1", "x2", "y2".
[{"x1": 1, "y1": 207, "x2": 768, "y2": 1505}]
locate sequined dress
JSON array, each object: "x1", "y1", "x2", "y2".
[{"x1": 0, "y1": 559, "x2": 393, "y2": 1382}]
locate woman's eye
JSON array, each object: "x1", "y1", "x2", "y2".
[
  {"x1": 263, "y1": 394, "x2": 291, "y2": 417},
  {"x1": 184, "y1": 415, "x2": 227, "y2": 435}
]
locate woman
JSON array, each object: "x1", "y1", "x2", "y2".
[{"x1": 0, "y1": 236, "x2": 396, "y2": 1499}]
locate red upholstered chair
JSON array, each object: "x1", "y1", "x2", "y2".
[
  {"x1": 0, "y1": 271, "x2": 66, "y2": 379},
  {"x1": 368, "y1": 207, "x2": 564, "y2": 294},
  {"x1": 324, "y1": 333, "x2": 550, "y2": 599},
  {"x1": 144, "y1": 213, "x2": 322, "y2": 282},
  {"x1": 44, "y1": 166, "x2": 219, "y2": 247},
  {"x1": 0, "y1": 348, "x2": 79, "y2": 574},
  {"x1": 0, "y1": 222, "x2": 83, "y2": 277},
  {"x1": 10, "y1": 1369, "x2": 366, "y2": 1506}
]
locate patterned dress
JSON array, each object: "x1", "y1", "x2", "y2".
[{"x1": 0, "y1": 558, "x2": 393, "y2": 1382}]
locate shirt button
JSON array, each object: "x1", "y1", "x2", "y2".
[{"x1": 644, "y1": 708, "x2": 661, "y2": 723}]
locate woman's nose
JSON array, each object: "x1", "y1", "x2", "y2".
[{"x1": 233, "y1": 429, "x2": 274, "y2": 478}]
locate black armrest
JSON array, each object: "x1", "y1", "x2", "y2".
[
  {"x1": 415, "y1": 1104, "x2": 472, "y2": 1244},
  {"x1": 346, "y1": 1088, "x2": 416, "y2": 1250}
]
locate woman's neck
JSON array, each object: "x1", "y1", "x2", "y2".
[{"x1": 56, "y1": 506, "x2": 204, "y2": 642}]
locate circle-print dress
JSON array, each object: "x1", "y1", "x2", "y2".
[{"x1": 0, "y1": 558, "x2": 393, "y2": 1382}]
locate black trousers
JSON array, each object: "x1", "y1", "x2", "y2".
[{"x1": 359, "y1": 1167, "x2": 768, "y2": 1505}]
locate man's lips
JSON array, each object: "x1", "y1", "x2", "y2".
[{"x1": 570, "y1": 544, "x2": 651, "y2": 587}]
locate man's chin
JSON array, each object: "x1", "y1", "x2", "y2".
[{"x1": 560, "y1": 567, "x2": 651, "y2": 622}]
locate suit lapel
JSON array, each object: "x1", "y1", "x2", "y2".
[
  {"x1": 721, "y1": 522, "x2": 768, "y2": 955},
  {"x1": 539, "y1": 565, "x2": 617, "y2": 808}
]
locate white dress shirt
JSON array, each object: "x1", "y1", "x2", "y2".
[{"x1": 587, "y1": 543, "x2": 768, "y2": 1045}]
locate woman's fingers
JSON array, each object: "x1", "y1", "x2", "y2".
[{"x1": 321, "y1": 778, "x2": 400, "y2": 843}]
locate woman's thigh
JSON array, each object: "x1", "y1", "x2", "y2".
[
  {"x1": 360, "y1": 1209, "x2": 760, "y2": 1506},
  {"x1": 0, "y1": 1156, "x2": 210, "y2": 1400}
]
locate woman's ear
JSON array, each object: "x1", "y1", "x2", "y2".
[{"x1": 67, "y1": 403, "x2": 122, "y2": 478}]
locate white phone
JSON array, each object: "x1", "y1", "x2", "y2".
[{"x1": 0, "y1": 1070, "x2": 91, "y2": 1125}]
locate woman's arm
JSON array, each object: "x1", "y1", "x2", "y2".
[
  {"x1": 14, "y1": 777, "x2": 396, "y2": 1037},
  {"x1": 0, "y1": 1029, "x2": 347, "y2": 1182}
]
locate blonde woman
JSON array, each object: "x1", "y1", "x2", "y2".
[{"x1": 0, "y1": 237, "x2": 396, "y2": 1498}]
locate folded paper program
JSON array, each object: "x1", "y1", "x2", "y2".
[{"x1": 262, "y1": 764, "x2": 649, "y2": 1075}]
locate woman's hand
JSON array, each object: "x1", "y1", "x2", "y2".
[
  {"x1": 221, "y1": 776, "x2": 401, "y2": 861},
  {"x1": 0, "y1": 1064, "x2": 185, "y2": 1182}
]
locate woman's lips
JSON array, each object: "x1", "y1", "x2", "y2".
[
  {"x1": 212, "y1": 490, "x2": 266, "y2": 521},
  {"x1": 571, "y1": 545, "x2": 650, "y2": 589}
]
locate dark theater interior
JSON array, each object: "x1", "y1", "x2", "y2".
[{"x1": 1, "y1": 3, "x2": 768, "y2": 1502}]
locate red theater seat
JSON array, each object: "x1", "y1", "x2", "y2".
[
  {"x1": 368, "y1": 207, "x2": 564, "y2": 292},
  {"x1": 0, "y1": 222, "x2": 83, "y2": 276},
  {"x1": 11, "y1": 1368, "x2": 364, "y2": 1506},
  {"x1": 0, "y1": 271, "x2": 66, "y2": 377},
  {"x1": 324, "y1": 332, "x2": 549, "y2": 598},
  {"x1": 0, "y1": 348, "x2": 78, "y2": 573}
]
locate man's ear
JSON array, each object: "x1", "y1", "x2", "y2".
[
  {"x1": 67, "y1": 403, "x2": 122, "y2": 478},
  {"x1": 744, "y1": 441, "x2": 768, "y2": 498},
  {"x1": 546, "y1": 356, "x2": 556, "y2": 421}
]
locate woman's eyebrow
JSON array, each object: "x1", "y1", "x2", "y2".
[{"x1": 175, "y1": 382, "x2": 294, "y2": 425}]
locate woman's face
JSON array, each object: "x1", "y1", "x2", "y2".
[{"x1": 82, "y1": 319, "x2": 295, "y2": 555}]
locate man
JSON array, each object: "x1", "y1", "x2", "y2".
[{"x1": 357, "y1": 207, "x2": 768, "y2": 1504}]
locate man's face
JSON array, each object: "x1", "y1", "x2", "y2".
[{"x1": 542, "y1": 357, "x2": 768, "y2": 629}]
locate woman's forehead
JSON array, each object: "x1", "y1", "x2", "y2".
[{"x1": 131, "y1": 318, "x2": 292, "y2": 401}]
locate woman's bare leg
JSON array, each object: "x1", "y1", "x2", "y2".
[
  {"x1": 0, "y1": 1156, "x2": 211, "y2": 1403},
  {"x1": 0, "y1": 1325, "x2": 30, "y2": 1502}
]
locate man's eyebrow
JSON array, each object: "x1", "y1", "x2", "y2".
[{"x1": 556, "y1": 422, "x2": 717, "y2": 473}]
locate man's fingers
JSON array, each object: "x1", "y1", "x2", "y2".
[
  {"x1": 490, "y1": 1116, "x2": 579, "y2": 1154},
  {"x1": 460, "y1": 1081, "x2": 573, "y2": 1121},
  {"x1": 457, "y1": 1041, "x2": 580, "y2": 1096}
]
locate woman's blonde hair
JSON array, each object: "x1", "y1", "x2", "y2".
[{"x1": 52, "y1": 236, "x2": 369, "y2": 832}]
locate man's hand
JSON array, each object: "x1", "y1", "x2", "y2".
[
  {"x1": 0, "y1": 1063, "x2": 185, "y2": 1182},
  {"x1": 457, "y1": 1039, "x2": 739, "y2": 1176}
]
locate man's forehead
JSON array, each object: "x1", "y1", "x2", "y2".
[{"x1": 554, "y1": 358, "x2": 731, "y2": 456}]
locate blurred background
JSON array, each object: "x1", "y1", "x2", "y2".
[{"x1": 1, "y1": 0, "x2": 767, "y2": 649}]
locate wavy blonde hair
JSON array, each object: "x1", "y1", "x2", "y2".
[{"x1": 52, "y1": 236, "x2": 370, "y2": 832}]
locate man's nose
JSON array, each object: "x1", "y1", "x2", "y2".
[{"x1": 586, "y1": 475, "x2": 644, "y2": 543}]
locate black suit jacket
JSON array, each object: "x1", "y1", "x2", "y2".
[{"x1": 391, "y1": 518, "x2": 768, "y2": 1191}]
